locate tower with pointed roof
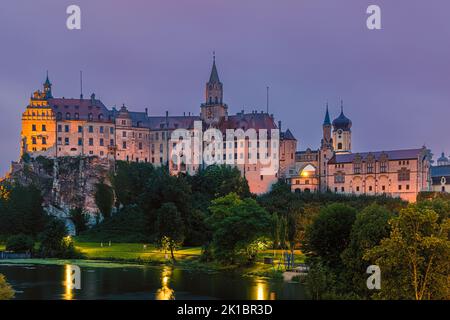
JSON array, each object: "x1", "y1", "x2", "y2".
[
  {"x1": 332, "y1": 100, "x2": 352, "y2": 154},
  {"x1": 43, "y1": 72, "x2": 53, "y2": 99},
  {"x1": 319, "y1": 103, "x2": 334, "y2": 191},
  {"x1": 200, "y1": 54, "x2": 228, "y2": 125}
]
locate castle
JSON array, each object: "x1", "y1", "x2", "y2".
[
  {"x1": 20, "y1": 59, "x2": 432, "y2": 201},
  {"x1": 20, "y1": 59, "x2": 297, "y2": 194},
  {"x1": 286, "y1": 103, "x2": 432, "y2": 202}
]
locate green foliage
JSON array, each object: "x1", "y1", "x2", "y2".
[
  {"x1": 6, "y1": 234, "x2": 34, "y2": 253},
  {"x1": 155, "y1": 202, "x2": 185, "y2": 262},
  {"x1": 77, "y1": 205, "x2": 149, "y2": 243},
  {"x1": 341, "y1": 204, "x2": 393, "y2": 298},
  {"x1": 0, "y1": 184, "x2": 48, "y2": 238},
  {"x1": 111, "y1": 161, "x2": 155, "y2": 206},
  {"x1": 0, "y1": 274, "x2": 14, "y2": 300},
  {"x1": 38, "y1": 218, "x2": 82, "y2": 259},
  {"x1": 365, "y1": 204, "x2": 450, "y2": 300},
  {"x1": 94, "y1": 182, "x2": 114, "y2": 219},
  {"x1": 208, "y1": 193, "x2": 272, "y2": 265},
  {"x1": 304, "y1": 203, "x2": 357, "y2": 268},
  {"x1": 69, "y1": 207, "x2": 89, "y2": 235},
  {"x1": 35, "y1": 156, "x2": 54, "y2": 175}
]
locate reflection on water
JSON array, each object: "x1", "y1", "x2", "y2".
[
  {"x1": 0, "y1": 264, "x2": 305, "y2": 300},
  {"x1": 64, "y1": 265, "x2": 73, "y2": 300},
  {"x1": 155, "y1": 266, "x2": 174, "y2": 300}
]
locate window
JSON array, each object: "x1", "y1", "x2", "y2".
[
  {"x1": 57, "y1": 112, "x2": 62, "y2": 120},
  {"x1": 367, "y1": 162, "x2": 373, "y2": 174},
  {"x1": 74, "y1": 113, "x2": 79, "y2": 120},
  {"x1": 32, "y1": 124, "x2": 37, "y2": 131},
  {"x1": 32, "y1": 137, "x2": 36, "y2": 145},
  {"x1": 110, "y1": 127, "x2": 114, "y2": 134},
  {"x1": 398, "y1": 185, "x2": 402, "y2": 190},
  {"x1": 66, "y1": 113, "x2": 71, "y2": 120},
  {"x1": 65, "y1": 125, "x2": 69, "y2": 132},
  {"x1": 122, "y1": 131, "x2": 127, "y2": 138},
  {"x1": 356, "y1": 186, "x2": 360, "y2": 192},
  {"x1": 58, "y1": 125, "x2": 62, "y2": 132},
  {"x1": 42, "y1": 124, "x2": 46, "y2": 131},
  {"x1": 88, "y1": 113, "x2": 93, "y2": 121},
  {"x1": 64, "y1": 137, "x2": 69, "y2": 145},
  {"x1": 260, "y1": 175, "x2": 264, "y2": 181},
  {"x1": 89, "y1": 126, "x2": 93, "y2": 133},
  {"x1": 353, "y1": 163, "x2": 361, "y2": 174},
  {"x1": 121, "y1": 120, "x2": 126, "y2": 125},
  {"x1": 382, "y1": 185, "x2": 386, "y2": 191},
  {"x1": 406, "y1": 185, "x2": 410, "y2": 190},
  {"x1": 99, "y1": 138, "x2": 104, "y2": 146},
  {"x1": 78, "y1": 138, "x2": 83, "y2": 146},
  {"x1": 42, "y1": 137, "x2": 47, "y2": 145},
  {"x1": 110, "y1": 139, "x2": 114, "y2": 146},
  {"x1": 380, "y1": 161, "x2": 387, "y2": 173},
  {"x1": 123, "y1": 141, "x2": 127, "y2": 149},
  {"x1": 341, "y1": 187, "x2": 344, "y2": 192},
  {"x1": 89, "y1": 138, "x2": 93, "y2": 146},
  {"x1": 337, "y1": 142, "x2": 343, "y2": 149},
  {"x1": 100, "y1": 126, "x2": 104, "y2": 133},
  {"x1": 98, "y1": 114, "x2": 104, "y2": 121},
  {"x1": 334, "y1": 173, "x2": 345, "y2": 183},
  {"x1": 78, "y1": 126, "x2": 83, "y2": 133},
  {"x1": 369, "y1": 186, "x2": 373, "y2": 191},
  {"x1": 398, "y1": 168, "x2": 410, "y2": 181},
  {"x1": 139, "y1": 142, "x2": 143, "y2": 150}
]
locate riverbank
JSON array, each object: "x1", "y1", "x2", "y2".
[{"x1": 0, "y1": 241, "x2": 305, "y2": 279}]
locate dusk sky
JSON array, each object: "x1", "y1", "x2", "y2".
[{"x1": 0, "y1": 0, "x2": 449, "y2": 175}]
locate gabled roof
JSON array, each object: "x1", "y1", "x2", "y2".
[
  {"x1": 281, "y1": 129, "x2": 296, "y2": 140},
  {"x1": 328, "y1": 148, "x2": 425, "y2": 164}
]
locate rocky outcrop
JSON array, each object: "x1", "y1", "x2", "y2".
[{"x1": 6, "y1": 156, "x2": 115, "y2": 228}]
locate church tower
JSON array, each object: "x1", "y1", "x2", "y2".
[
  {"x1": 332, "y1": 101, "x2": 352, "y2": 154},
  {"x1": 43, "y1": 72, "x2": 53, "y2": 99},
  {"x1": 200, "y1": 55, "x2": 228, "y2": 126},
  {"x1": 319, "y1": 103, "x2": 334, "y2": 192}
]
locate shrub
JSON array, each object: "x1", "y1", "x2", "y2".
[
  {"x1": 0, "y1": 274, "x2": 14, "y2": 300},
  {"x1": 6, "y1": 234, "x2": 34, "y2": 253}
]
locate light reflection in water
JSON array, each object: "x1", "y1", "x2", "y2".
[
  {"x1": 253, "y1": 280, "x2": 276, "y2": 300},
  {"x1": 64, "y1": 264, "x2": 73, "y2": 300},
  {"x1": 155, "y1": 266, "x2": 175, "y2": 300}
]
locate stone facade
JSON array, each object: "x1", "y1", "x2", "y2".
[
  {"x1": 287, "y1": 104, "x2": 432, "y2": 202},
  {"x1": 20, "y1": 60, "x2": 297, "y2": 194}
]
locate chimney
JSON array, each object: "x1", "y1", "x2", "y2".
[
  {"x1": 278, "y1": 120, "x2": 282, "y2": 132},
  {"x1": 183, "y1": 112, "x2": 186, "y2": 116},
  {"x1": 145, "y1": 108, "x2": 148, "y2": 115}
]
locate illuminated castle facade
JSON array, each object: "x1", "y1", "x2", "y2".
[
  {"x1": 286, "y1": 103, "x2": 432, "y2": 202},
  {"x1": 20, "y1": 60, "x2": 297, "y2": 194}
]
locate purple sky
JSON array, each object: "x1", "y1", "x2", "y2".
[{"x1": 1, "y1": 0, "x2": 449, "y2": 175}]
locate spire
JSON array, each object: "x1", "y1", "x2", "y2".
[
  {"x1": 43, "y1": 71, "x2": 53, "y2": 98},
  {"x1": 44, "y1": 71, "x2": 51, "y2": 86},
  {"x1": 208, "y1": 52, "x2": 220, "y2": 83},
  {"x1": 323, "y1": 102, "x2": 331, "y2": 125},
  {"x1": 340, "y1": 99, "x2": 344, "y2": 114}
]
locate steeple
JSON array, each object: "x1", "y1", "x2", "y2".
[
  {"x1": 205, "y1": 53, "x2": 223, "y2": 105},
  {"x1": 208, "y1": 53, "x2": 220, "y2": 83},
  {"x1": 43, "y1": 71, "x2": 53, "y2": 99},
  {"x1": 323, "y1": 102, "x2": 331, "y2": 126}
]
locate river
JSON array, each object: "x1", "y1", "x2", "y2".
[{"x1": 0, "y1": 263, "x2": 306, "y2": 300}]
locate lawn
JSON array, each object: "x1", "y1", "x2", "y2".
[{"x1": 74, "y1": 241, "x2": 202, "y2": 263}]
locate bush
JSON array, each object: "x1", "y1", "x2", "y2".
[
  {"x1": 0, "y1": 274, "x2": 14, "y2": 300},
  {"x1": 38, "y1": 218, "x2": 83, "y2": 259},
  {"x1": 6, "y1": 234, "x2": 34, "y2": 253}
]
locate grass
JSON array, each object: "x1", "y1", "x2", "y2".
[{"x1": 74, "y1": 241, "x2": 202, "y2": 264}]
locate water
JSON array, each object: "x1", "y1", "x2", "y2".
[{"x1": 0, "y1": 263, "x2": 306, "y2": 300}]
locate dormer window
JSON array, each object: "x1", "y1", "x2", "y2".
[
  {"x1": 98, "y1": 114, "x2": 104, "y2": 121},
  {"x1": 88, "y1": 113, "x2": 93, "y2": 121},
  {"x1": 66, "y1": 112, "x2": 71, "y2": 120}
]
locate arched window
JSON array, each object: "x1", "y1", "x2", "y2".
[
  {"x1": 88, "y1": 113, "x2": 93, "y2": 121},
  {"x1": 98, "y1": 114, "x2": 104, "y2": 121},
  {"x1": 66, "y1": 112, "x2": 71, "y2": 120},
  {"x1": 74, "y1": 113, "x2": 79, "y2": 120},
  {"x1": 338, "y1": 142, "x2": 343, "y2": 149}
]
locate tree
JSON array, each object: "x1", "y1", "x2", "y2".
[
  {"x1": 341, "y1": 204, "x2": 393, "y2": 297},
  {"x1": 155, "y1": 202, "x2": 185, "y2": 262},
  {"x1": 69, "y1": 207, "x2": 89, "y2": 235},
  {"x1": 39, "y1": 218, "x2": 80, "y2": 258},
  {"x1": 304, "y1": 203, "x2": 357, "y2": 268},
  {"x1": 0, "y1": 274, "x2": 14, "y2": 300},
  {"x1": 95, "y1": 182, "x2": 114, "y2": 219},
  {"x1": 208, "y1": 193, "x2": 272, "y2": 265},
  {"x1": 365, "y1": 205, "x2": 450, "y2": 300}
]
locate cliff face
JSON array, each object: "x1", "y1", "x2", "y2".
[{"x1": 7, "y1": 156, "x2": 114, "y2": 230}]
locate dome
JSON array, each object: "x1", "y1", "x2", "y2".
[
  {"x1": 437, "y1": 152, "x2": 448, "y2": 165},
  {"x1": 332, "y1": 108, "x2": 352, "y2": 131}
]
